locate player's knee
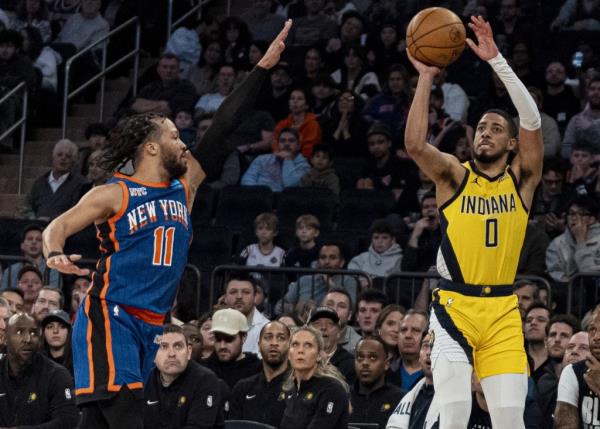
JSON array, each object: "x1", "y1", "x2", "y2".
[
  {"x1": 439, "y1": 400, "x2": 471, "y2": 429},
  {"x1": 487, "y1": 405, "x2": 525, "y2": 429}
]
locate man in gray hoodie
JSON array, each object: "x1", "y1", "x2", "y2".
[
  {"x1": 348, "y1": 220, "x2": 403, "y2": 288},
  {"x1": 546, "y1": 195, "x2": 600, "y2": 282}
]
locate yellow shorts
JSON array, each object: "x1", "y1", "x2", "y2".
[{"x1": 429, "y1": 288, "x2": 527, "y2": 379}]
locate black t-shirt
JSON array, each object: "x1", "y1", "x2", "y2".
[
  {"x1": 144, "y1": 361, "x2": 223, "y2": 429},
  {"x1": 229, "y1": 369, "x2": 289, "y2": 427},
  {"x1": 468, "y1": 393, "x2": 492, "y2": 429},
  {"x1": 284, "y1": 245, "x2": 320, "y2": 269},
  {"x1": 542, "y1": 87, "x2": 581, "y2": 136},
  {"x1": 0, "y1": 353, "x2": 78, "y2": 428},
  {"x1": 330, "y1": 347, "x2": 356, "y2": 385},
  {"x1": 280, "y1": 376, "x2": 349, "y2": 429},
  {"x1": 200, "y1": 352, "x2": 262, "y2": 390},
  {"x1": 350, "y1": 381, "x2": 405, "y2": 428}
]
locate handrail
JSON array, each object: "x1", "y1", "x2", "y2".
[
  {"x1": 167, "y1": 0, "x2": 202, "y2": 40},
  {"x1": 167, "y1": 0, "x2": 223, "y2": 40},
  {"x1": 567, "y1": 272, "x2": 600, "y2": 316},
  {"x1": 0, "y1": 82, "x2": 28, "y2": 194},
  {"x1": 383, "y1": 272, "x2": 553, "y2": 309},
  {"x1": 62, "y1": 16, "x2": 141, "y2": 139},
  {"x1": 0, "y1": 254, "x2": 60, "y2": 287},
  {"x1": 210, "y1": 264, "x2": 372, "y2": 311}
]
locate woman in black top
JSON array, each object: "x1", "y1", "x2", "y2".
[
  {"x1": 280, "y1": 326, "x2": 349, "y2": 429},
  {"x1": 41, "y1": 309, "x2": 73, "y2": 375}
]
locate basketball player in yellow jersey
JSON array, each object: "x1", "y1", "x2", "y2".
[{"x1": 404, "y1": 16, "x2": 543, "y2": 429}]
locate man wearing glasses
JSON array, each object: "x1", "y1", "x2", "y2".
[{"x1": 546, "y1": 195, "x2": 600, "y2": 282}]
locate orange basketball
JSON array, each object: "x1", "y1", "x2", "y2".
[{"x1": 406, "y1": 7, "x2": 466, "y2": 67}]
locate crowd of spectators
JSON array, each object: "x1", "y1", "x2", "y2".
[{"x1": 2, "y1": 0, "x2": 600, "y2": 427}]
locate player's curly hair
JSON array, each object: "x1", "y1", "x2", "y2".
[{"x1": 99, "y1": 113, "x2": 164, "y2": 172}]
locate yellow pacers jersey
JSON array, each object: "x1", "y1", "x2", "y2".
[{"x1": 437, "y1": 161, "x2": 528, "y2": 285}]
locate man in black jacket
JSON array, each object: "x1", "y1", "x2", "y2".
[
  {"x1": 0, "y1": 313, "x2": 78, "y2": 428},
  {"x1": 144, "y1": 324, "x2": 222, "y2": 429},
  {"x1": 200, "y1": 308, "x2": 262, "y2": 389},
  {"x1": 351, "y1": 336, "x2": 405, "y2": 428},
  {"x1": 229, "y1": 320, "x2": 291, "y2": 426},
  {"x1": 309, "y1": 306, "x2": 356, "y2": 384}
]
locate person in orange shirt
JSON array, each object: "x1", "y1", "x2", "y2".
[{"x1": 272, "y1": 87, "x2": 321, "y2": 157}]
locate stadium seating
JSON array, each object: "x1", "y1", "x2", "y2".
[
  {"x1": 337, "y1": 189, "x2": 396, "y2": 230},
  {"x1": 276, "y1": 186, "x2": 336, "y2": 230},
  {"x1": 214, "y1": 185, "x2": 273, "y2": 232}
]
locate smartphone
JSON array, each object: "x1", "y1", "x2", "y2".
[{"x1": 572, "y1": 51, "x2": 584, "y2": 69}]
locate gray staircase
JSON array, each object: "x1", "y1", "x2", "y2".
[{"x1": 0, "y1": 74, "x2": 132, "y2": 199}]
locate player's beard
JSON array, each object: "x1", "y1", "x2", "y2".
[
  {"x1": 162, "y1": 150, "x2": 187, "y2": 178},
  {"x1": 473, "y1": 149, "x2": 505, "y2": 164}
]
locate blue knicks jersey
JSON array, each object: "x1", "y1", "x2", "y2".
[{"x1": 90, "y1": 173, "x2": 192, "y2": 318}]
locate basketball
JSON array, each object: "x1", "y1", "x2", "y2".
[{"x1": 406, "y1": 7, "x2": 466, "y2": 68}]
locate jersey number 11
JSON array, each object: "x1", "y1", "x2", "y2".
[{"x1": 153, "y1": 226, "x2": 175, "y2": 266}]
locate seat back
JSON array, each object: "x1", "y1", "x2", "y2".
[
  {"x1": 224, "y1": 420, "x2": 278, "y2": 429},
  {"x1": 191, "y1": 183, "x2": 216, "y2": 227},
  {"x1": 277, "y1": 187, "x2": 335, "y2": 230},
  {"x1": 214, "y1": 186, "x2": 273, "y2": 232},
  {"x1": 337, "y1": 189, "x2": 396, "y2": 230}
]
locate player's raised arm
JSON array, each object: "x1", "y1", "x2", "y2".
[
  {"x1": 43, "y1": 184, "x2": 123, "y2": 275},
  {"x1": 184, "y1": 20, "x2": 293, "y2": 195},
  {"x1": 404, "y1": 52, "x2": 465, "y2": 198},
  {"x1": 467, "y1": 15, "x2": 543, "y2": 203}
]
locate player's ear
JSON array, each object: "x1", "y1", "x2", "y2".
[
  {"x1": 507, "y1": 137, "x2": 518, "y2": 151},
  {"x1": 144, "y1": 140, "x2": 160, "y2": 155}
]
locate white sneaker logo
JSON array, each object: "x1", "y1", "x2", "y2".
[
  {"x1": 246, "y1": 394, "x2": 256, "y2": 400},
  {"x1": 147, "y1": 400, "x2": 158, "y2": 405}
]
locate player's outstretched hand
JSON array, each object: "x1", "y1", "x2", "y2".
[
  {"x1": 405, "y1": 49, "x2": 440, "y2": 77},
  {"x1": 257, "y1": 19, "x2": 292, "y2": 70},
  {"x1": 465, "y1": 15, "x2": 499, "y2": 61},
  {"x1": 47, "y1": 253, "x2": 90, "y2": 276}
]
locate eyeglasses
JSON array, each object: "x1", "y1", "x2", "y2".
[{"x1": 339, "y1": 96, "x2": 354, "y2": 101}]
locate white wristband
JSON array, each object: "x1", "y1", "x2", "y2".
[{"x1": 487, "y1": 53, "x2": 541, "y2": 131}]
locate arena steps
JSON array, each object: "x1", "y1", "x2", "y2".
[
  {"x1": 0, "y1": 193, "x2": 26, "y2": 217},
  {"x1": 0, "y1": 178, "x2": 36, "y2": 195},
  {"x1": 0, "y1": 73, "x2": 132, "y2": 202},
  {"x1": 0, "y1": 154, "x2": 50, "y2": 166},
  {"x1": 0, "y1": 165, "x2": 51, "y2": 179}
]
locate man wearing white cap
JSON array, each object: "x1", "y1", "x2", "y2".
[{"x1": 200, "y1": 308, "x2": 262, "y2": 389}]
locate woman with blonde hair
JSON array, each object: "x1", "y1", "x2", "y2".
[{"x1": 280, "y1": 326, "x2": 349, "y2": 428}]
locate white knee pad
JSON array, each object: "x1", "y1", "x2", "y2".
[
  {"x1": 432, "y1": 354, "x2": 472, "y2": 429},
  {"x1": 480, "y1": 373, "x2": 527, "y2": 429}
]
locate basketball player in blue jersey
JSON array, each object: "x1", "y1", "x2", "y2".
[
  {"x1": 404, "y1": 16, "x2": 543, "y2": 429},
  {"x1": 41, "y1": 20, "x2": 292, "y2": 429}
]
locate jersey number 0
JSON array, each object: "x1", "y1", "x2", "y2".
[
  {"x1": 485, "y1": 218, "x2": 498, "y2": 247},
  {"x1": 153, "y1": 226, "x2": 175, "y2": 266}
]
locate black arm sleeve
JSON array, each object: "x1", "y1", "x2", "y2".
[{"x1": 190, "y1": 66, "x2": 269, "y2": 179}]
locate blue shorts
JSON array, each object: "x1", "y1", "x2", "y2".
[{"x1": 72, "y1": 296, "x2": 163, "y2": 404}]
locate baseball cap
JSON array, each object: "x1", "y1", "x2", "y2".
[
  {"x1": 41, "y1": 309, "x2": 71, "y2": 329},
  {"x1": 308, "y1": 306, "x2": 340, "y2": 324},
  {"x1": 367, "y1": 122, "x2": 393, "y2": 140},
  {"x1": 210, "y1": 308, "x2": 249, "y2": 336}
]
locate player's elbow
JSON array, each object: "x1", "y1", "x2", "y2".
[{"x1": 404, "y1": 139, "x2": 426, "y2": 158}]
